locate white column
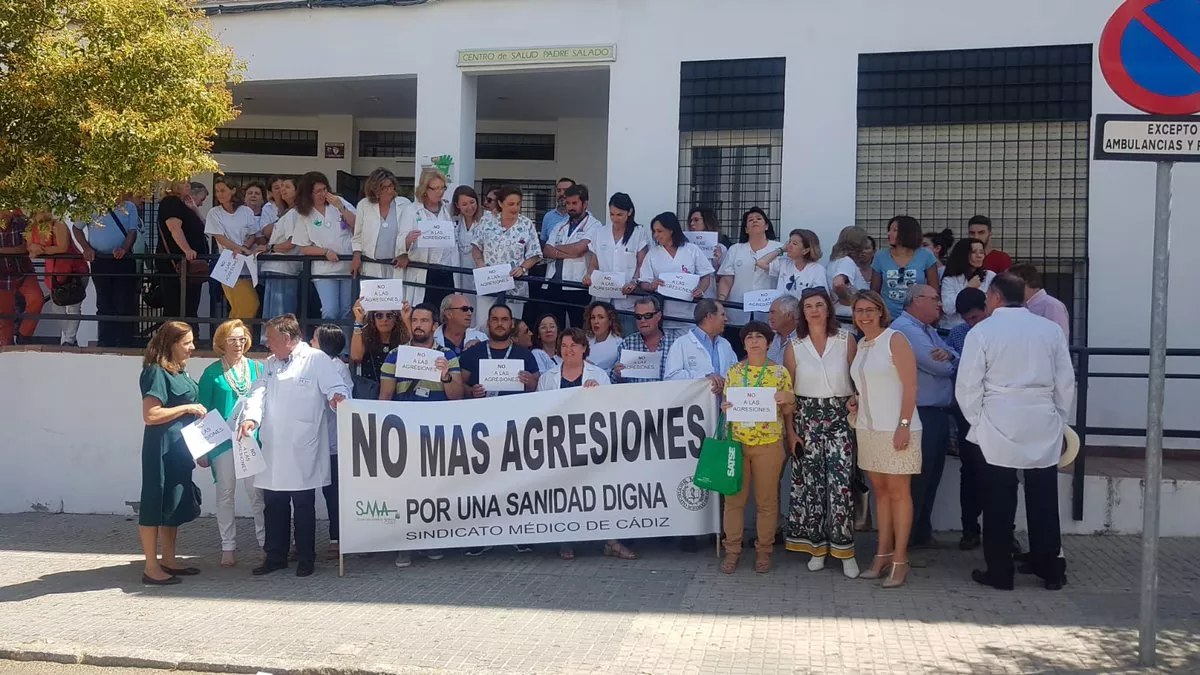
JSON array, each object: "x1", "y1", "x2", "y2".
[
  {"x1": 415, "y1": 68, "x2": 477, "y2": 190},
  {"x1": 606, "y1": 52, "x2": 678, "y2": 219}
]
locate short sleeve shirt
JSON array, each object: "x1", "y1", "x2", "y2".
[
  {"x1": 380, "y1": 346, "x2": 460, "y2": 401},
  {"x1": 204, "y1": 205, "x2": 260, "y2": 251},
  {"x1": 723, "y1": 362, "x2": 793, "y2": 446},
  {"x1": 469, "y1": 214, "x2": 542, "y2": 269},
  {"x1": 156, "y1": 196, "x2": 207, "y2": 273},
  {"x1": 872, "y1": 247, "x2": 937, "y2": 317},
  {"x1": 458, "y1": 341, "x2": 540, "y2": 395}
]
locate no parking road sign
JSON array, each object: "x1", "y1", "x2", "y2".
[{"x1": 1099, "y1": 0, "x2": 1200, "y2": 115}]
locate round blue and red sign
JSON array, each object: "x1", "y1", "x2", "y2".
[{"x1": 1099, "y1": 0, "x2": 1200, "y2": 115}]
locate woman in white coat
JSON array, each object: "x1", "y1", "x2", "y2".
[
  {"x1": 583, "y1": 192, "x2": 649, "y2": 335},
  {"x1": 397, "y1": 167, "x2": 457, "y2": 309},
  {"x1": 239, "y1": 314, "x2": 350, "y2": 578},
  {"x1": 291, "y1": 172, "x2": 357, "y2": 341},
  {"x1": 451, "y1": 185, "x2": 484, "y2": 309},
  {"x1": 940, "y1": 238, "x2": 995, "y2": 329},
  {"x1": 638, "y1": 212, "x2": 715, "y2": 330},
  {"x1": 352, "y1": 168, "x2": 412, "y2": 280}
]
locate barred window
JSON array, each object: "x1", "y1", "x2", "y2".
[
  {"x1": 477, "y1": 179, "x2": 555, "y2": 221},
  {"x1": 212, "y1": 128, "x2": 318, "y2": 156},
  {"x1": 476, "y1": 133, "x2": 556, "y2": 161},
  {"x1": 359, "y1": 130, "x2": 416, "y2": 158}
]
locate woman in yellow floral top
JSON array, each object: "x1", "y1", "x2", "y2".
[{"x1": 720, "y1": 321, "x2": 794, "y2": 574}]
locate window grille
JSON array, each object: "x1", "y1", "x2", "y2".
[
  {"x1": 476, "y1": 133, "x2": 556, "y2": 161},
  {"x1": 477, "y1": 179, "x2": 556, "y2": 222},
  {"x1": 359, "y1": 130, "x2": 417, "y2": 158},
  {"x1": 212, "y1": 128, "x2": 318, "y2": 156}
]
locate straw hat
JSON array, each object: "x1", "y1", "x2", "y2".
[{"x1": 1059, "y1": 426, "x2": 1080, "y2": 468}]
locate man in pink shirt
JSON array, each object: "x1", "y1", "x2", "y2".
[{"x1": 1009, "y1": 263, "x2": 1070, "y2": 343}]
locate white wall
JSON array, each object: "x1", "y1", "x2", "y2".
[{"x1": 205, "y1": 0, "x2": 1196, "y2": 446}]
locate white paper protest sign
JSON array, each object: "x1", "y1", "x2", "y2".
[
  {"x1": 658, "y1": 272, "x2": 701, "y2": 301},
  {"x1": 233, "y1": 433, "x2": 267, "y2": 479},
  {"x1": 588, "y1": 271, "x2": 625, "y2": 300},
  {"x1": 618, "y1": 349, "x2": 661, "y2": 380},
  {"x1": 180, "y1": 409, "x2": 234, "y2": 459},
  {"x1": 360, "y1": 279, "x2": 406, "y2": 311},
  {"x1": 742, "y1": 289, "x2": 784, "y2": 313},
  {"x1": 418, "y1": 219, "x2": 456, "y2": 249},
  {"x1": 479, "y1": 358, "x2": 525, "y2": 392},
  {"x1": 685, "y1": 231, "x2": 718, "y2": 256},
  {"x1": 753, "y1": 245, "x2": 782, "y2": 261},
  {"x1": 473, "y1": 264, "x2": 516, "y2": 296},
  {"x1": 725, "y1": 386, "x2": 777, "y2": 423},
  {"x1": 388, "y1": 345, "x2": 445, "y2": 381},
  {"x1": 239, "y1": 253, "x2": 258, "y2": 287},
  {"x1": 209, "y1": 249, "x2": 242, "y2": 288}
]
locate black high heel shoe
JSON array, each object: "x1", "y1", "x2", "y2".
[{"x1": 141, "y1": 573, "x2": 181, "y2": 586}]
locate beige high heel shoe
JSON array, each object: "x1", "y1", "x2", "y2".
[
  {"x1": 882, "y1": 561, "x2": 910, "y2": 588},
  {"x1": 858, "y1": 553, "x2": 893, "y2": 580}
]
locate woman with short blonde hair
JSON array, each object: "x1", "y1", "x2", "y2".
[
  {"x1": 197, "y1": 319, "x2": 266, "y2": 566},
  {"x1": 397, "y1": 167, "x2": 457, "y2": 307},
  {"x1": 757, "y1": 228, "x2": 828, "y2": 300},
  {"x1": 352, "y1": 167, "x2": 412, "y2": 280}
]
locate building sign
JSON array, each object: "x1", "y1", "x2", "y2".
[
  {"x1": 1095, "y1": 114, "x2": 1200, "y2": 162},
  {"x1": 324, "y1": 142, "x2": 345, "y2": 159},
  {"x1": 458, "y1": 44, "x2": 616, "y2": 68}
]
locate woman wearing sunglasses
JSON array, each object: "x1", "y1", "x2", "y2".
[
  {"x1": 351, "y1": 299, "x2": 410, "y2": 398},
  {"x1": 196, "y1": 319, "x2": 266, "y2": 567}
]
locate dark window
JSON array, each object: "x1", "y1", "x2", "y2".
[
  {"x1": 217, "y1": 173, "x2": 273, "y2": 189},
  {"x1": 680, "y1": 57, "x2": 786, "y2": 132},
  {"x1": 857, "y1": 44, "x2": 1093, "y2": 127},
  {"x1": 477, "y1": 179, "x2": 555, "y2": 221},
  {"x1": 211, "y1": 128, "x2": 318, "y2": 156},
  {"x1": 475, "y1": 133, "x2": 556, "y2": 161},
  {"x1": 359, "y1": 130, "x2": 416, "y2": 158}
]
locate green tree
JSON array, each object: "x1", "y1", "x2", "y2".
[{"x1": 0, "y1": 0, "x2": 241, "y2": 225}]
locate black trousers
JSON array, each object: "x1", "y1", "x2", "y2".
[
  {"x1": 531, "y1": 282, "x2": 586, "y2": 330},
  {"x1": 953, "y1": 406, "x2": 985, "y2": 535},
  {"x1": 264, "y1": 488, "x2": 316, "y2": 566},
  {"x1": 322, "y1": 458, "x2": 339, "y2": 542},
  {"x1": 982, "y1": 461, "x2": 1064, "y2": 582},
  {"x1": 160, "y1": 274, "x2": 204, "y2": 337},
  {"x1": 90, "y1": 257, "x2": 138, "y2": 348},
  {"x1": 421, "y1": 269, "x2": 455, "y2": 314}
]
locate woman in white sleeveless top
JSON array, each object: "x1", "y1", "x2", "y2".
[
  {"x1": 782, "y1": 288, "x2": 859, "y2": 578},
  {"x1": 848, "y1": 290, "x2": 921, "y2": 589}
]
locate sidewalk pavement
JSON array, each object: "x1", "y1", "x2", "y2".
[{"x1": 1, "y1": 513, "x2": 1199, "y2": 674}]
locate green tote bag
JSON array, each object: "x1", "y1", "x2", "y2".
[{"x1": 692, "y1": 414, "x2": 743, "y2": 496}]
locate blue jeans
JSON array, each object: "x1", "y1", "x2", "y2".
[
  {"x1": 911, "y1": 406, "x2": 950, "y2": 545},
  {"x1": 262, "y1": 274, "x2": 299, "y2": 323},
  {"x1": 313, "y1": 277, "x2": 352, "y2": 348}
]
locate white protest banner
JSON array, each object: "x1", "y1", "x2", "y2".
[
  {"x1": 418, "y1": 220, "x2": 456, "y2": 249},
  {"x1": 239, "y1": 253, "x2": 258, "y2": 287},
  {"x1": 478, "y1": 358, "x2": 524, "y2": 392},
  {"x1": 233, "y1": 434, "x2": 267, "y2": 479},
  {"x1": 388, "y1": 345, "x2": 445, "y2": 381},
  {"x1": 725, "y1": 387, "x2": 777, "y2": 423},
  {"x1": 337, "y1": 379, "x2": 719, "y2": 554},
  {"x1": 473, "y1": 264, "x2": 516, "y2": 296},
  {"x1": 180, "y1": 409, "x2": 234, "y2": 460},
  {"x1": 588, "y1": 271, "x2": 625, "y2": 300},
  {"x1": 360, "y1": 279, "x2": 406, "y2": 311},
  {"x1": 658, "y1": 272, "x2": 701, "y2": 301},
  {"x1": 742, "y1": 289, "x2": 783, "y2": 313},
  {"x1": 685, "y1": 231, "x2": 718, "y2": 256},
  {"x1": 618, "y1": 349, "x2": 661, "y2": 380},
  {"x1": 209, "y1": 250, "x2": 242, "y2": 289}
]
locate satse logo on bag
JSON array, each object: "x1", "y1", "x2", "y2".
[{"x1": 726, "y1": 447, "x2": 737, "y2": 478}]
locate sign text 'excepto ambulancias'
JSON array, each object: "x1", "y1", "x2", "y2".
[
  {"x1": 458, "y1": 45, "x2": 616, "y2": 68},
  {"x1": 1094, "y1": 114, "x2": 1200, "y2": 162},
  {"x1": 336, "y1": 380, "x2": 719, "y2": 554}
]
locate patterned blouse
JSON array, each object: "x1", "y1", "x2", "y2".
[
  {"x1": 0, "y1": 214, "x2": 34, "y2": 291},
  {"x1": 723, "y1": 361, "x2": 793, "y2": 446},
  {"x1": 469, "y1": 213, "x2": 542, "y2": 298}
]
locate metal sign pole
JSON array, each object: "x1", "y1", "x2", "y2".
[{"x1": 1138, "y1": 160, "x2": 1172, "y2": 667}]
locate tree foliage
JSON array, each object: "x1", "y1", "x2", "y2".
[{"x1": 0, "y1": 0, "x2": 242, "y2": 222}]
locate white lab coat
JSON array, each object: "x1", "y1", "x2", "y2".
[
  {"x1": 244, "y1": 342, "x2": 352, "y2": 491},
  {"x1": 665, "y1": 329, "x2": 738, "y2": 381},
  {"x1": 544, "y1": 212, "x2": 601, "y2": 293},
  {"x1": 397, "y1": 200, "x2": 456, "y2": 305},
  {"x1": 955, "y1": 307, "x2": 1075, "y2": 469},
  {"x1": 537, "y1": 363, "x2": 611, "y2": 390},
  {"x1": 353, "y1": 196, "x2": 412, "y2": 280}
]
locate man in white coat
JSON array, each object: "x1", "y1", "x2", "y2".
[
  {"x1": 665, "y1": 298, "x2": 737, "y2": 394},
  {"x1": 240, "y1": 314, "x2": 351, "y2": 577},
  {"x1": 956, "y1": 273, "x2": 1074, "y2": 591}
]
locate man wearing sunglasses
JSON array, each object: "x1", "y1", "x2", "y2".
[
  {"x1": 434, "y1": 293, "x2": 487, "y2": 359},
  {"x1": 611, "y1": 296, "x2": 676, "y2": 383}
]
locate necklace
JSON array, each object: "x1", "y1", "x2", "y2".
[{"x1": 222, "y1": 358, "x2": 251, "y2": 397}]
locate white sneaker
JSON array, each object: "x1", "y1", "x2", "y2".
[
  {"x1": 394, "y1": 552, "x2": 412, "y2": 568},
  {"x1": 842, "y1": 557, "x2": 860, "y2": 579},
  {"x1": 807, "y1": 555, "x2": 826, "y2": 571},
  {"x1": 425, "y1": 551, "x2": 444, "y2": 561}
]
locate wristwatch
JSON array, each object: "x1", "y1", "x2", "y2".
[
  {"x1": 440, "y1": 372, "x2": 453, "y2": 383},
  {"x1": 899, "y1": 418, "x2": 911, "y2": 429}
]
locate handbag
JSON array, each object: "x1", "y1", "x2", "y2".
[
  {"x1": 51, "y1": 274, "x2": 87, "y2": 306},
  {"x1": 692, "y1": 413, "x2": 743, "y2": 496},
  {"x1": 158, "y1": 219, "x2": 210, "y2": 279}
]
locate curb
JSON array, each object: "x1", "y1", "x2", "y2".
[{"x1": 0, "y1": 643, "x2": 453, "y2": 675}]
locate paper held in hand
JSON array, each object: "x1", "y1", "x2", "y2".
[
  {"x1": 658, "y1": 272, "x2": 701, "y2": 301},
  {"x1": 618, "y1": 349, "x2": 661, "y2": 380},
  {"x1": 389, "y1": 345, "x2": 445, "y2": 381},
  {"x1": 479, "y1": 358, "x2": 525, "y2": 392},
  {"x1": 473, "y1": 264, "x2": 517, "y2": 296},
  {"x1": 240, "y1": 253, "x2": 258, "y2": 287},
  {"x1": 742, "y1": 289, "x2": 783, "y2": 313},
  {"x1": 209, "y1": 250, "x2": 243, "y2": 289},
  {"x1": 685, "y1": 231, "x2": 718, "y2": 256},
  {"x1": 588, "y1": 271, "x2": 625, "y2": 299},
  {"x1": 725, "y1": 387, "x2": 778, "y2": 423},
  {"x1": 360, "y1": 279, "x2": 405, "y2": 311},
  {"x1": 180, "y1": 409, "x2": 234, "y2": 460},
  {"x1": 233, "y1": 434, "x2": 267, "y2": 479},
  {"x1": 418, "y1": 219, "x2": 456, "y2": 249}
]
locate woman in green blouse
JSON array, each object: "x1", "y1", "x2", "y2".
[
  {"x1": 139, "y1": 321, "x2": 206, "y2": 585},
  {"x1": 197, "y1": 319, "x2": 266, "y2": 567}
]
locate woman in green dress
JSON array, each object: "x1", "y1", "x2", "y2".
[
  {"x1": 139, "y1": 320, "x2": 206, "y2": 585},
  {"x1": 197, "y1": 319, "x2": 266, "y2": 567}
]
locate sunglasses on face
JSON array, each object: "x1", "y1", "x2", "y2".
[
  {"x1": 634, "y1": 311, "x2": 659, "y2": 320},
  {"x1": 450, "y1": 306, "x2": 474, "y2": 313}
]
